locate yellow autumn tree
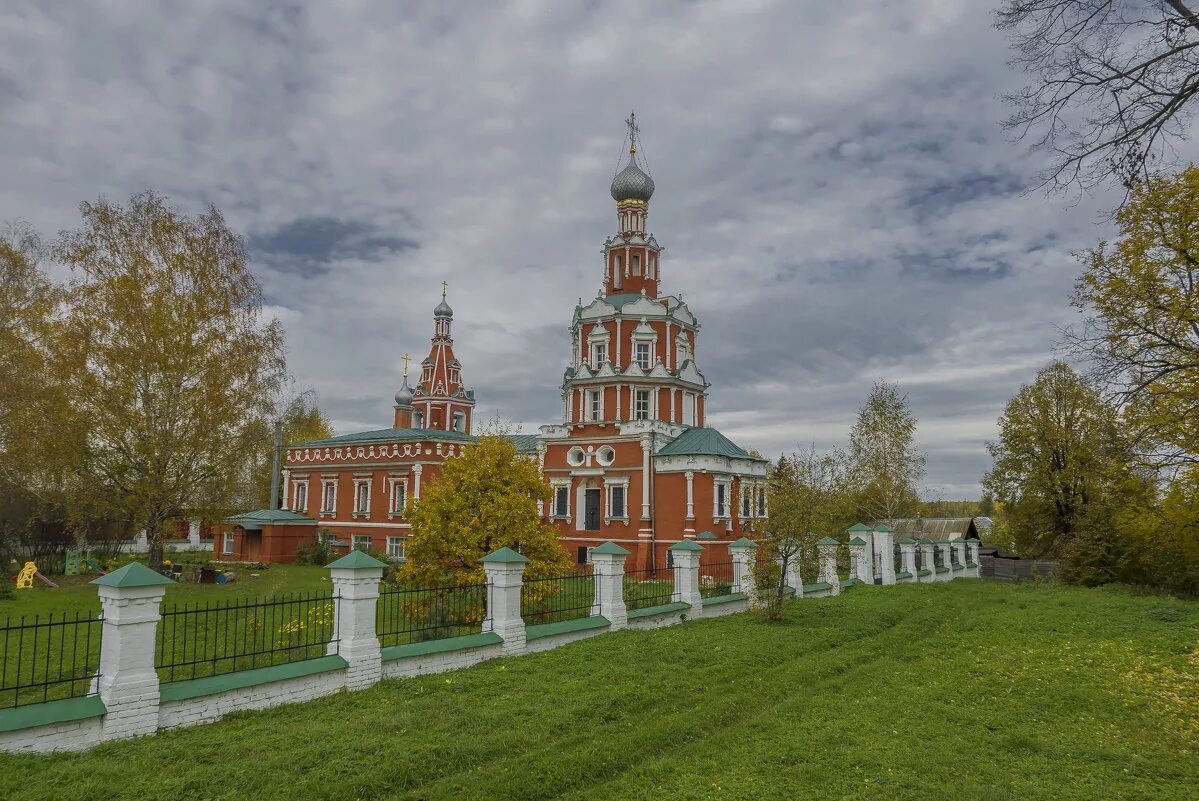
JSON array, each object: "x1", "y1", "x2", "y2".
[{"x1": 399, "y1": 435, "x2": 571, "y2": 586}]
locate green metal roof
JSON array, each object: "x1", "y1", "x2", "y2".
[
  {"x1": 816, "y1": 536, "x2": 840, "y2": 546},
  {"x1": 479, "y1": 546, "x2": 529, "y2": 564},
  {"x1": 728, "y1": 536, "x2": 757, "y2": 548},
  {"x1": 696, "y1": 531, "x2": 717, "y2": 540},
  {"x1": 655, "y1": 427, "x2": 765, "y2": 461},
  {"x1": 225, "y1": 509, "x2": 316, "y2": 530},
  {"x1": 506, "y1": 434, "x2": 541, "y2": 455},
  {"x1": 873, "y1": 523, "x2": 896, "y2": 533},
  {"x1": 669, "y1": 539, "x2": 703, "y2": 552},
  {"x1": 326, "y1": 550, "x2": 388, "y2": 570},
  {"x1": 590, "y1": 541, "x2": 630, "y2": 556},
  {"x1": 296, "y1": 427, "x2": 476, "y2": 448},
  {"x1": 846, "y1": 523, "x2": 872, "y2": 532},
  {"x1": 848, "y1": 536, "x2": 868, "y2": 546}
]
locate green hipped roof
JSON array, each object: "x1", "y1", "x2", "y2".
[
  {"x1": 898, "y1": 537, "x2": 920, "y2": 545},
  {"x1": 728, "y1": 537, "x2": 758, "y2": 548},
  {"x1": 590, "y1": 541, "x2": 630, "y2": 556},
  {"x1": 326, "y1": 550, "x2": 388, "y2": 570},
  {"x1": 873, "y1": 523, "x2": 896, "y2": 533},
  {"x1": 847, "y1": 523, "x2": 872, "y2": 532},
  {"x1": 965, "y1": 536, "x2": 981, "y2": 543},
  {"x1": 226, "y1": 509, "x2": 316, "y2": 530},
  {"x1": 479, "y1": 546, "x2": 529, "y2": 564},
  {"x1": 506, "y1": 434, "x2": 541, "y2": 455},
  {"x1": 669, "y1": 539, "x2": 703, "y2": 552},
  {"x1": 296, "y1": 427, "x2": 476, "y2": 448},
  {"x1": 696, "y1": 531, "x2": 717, "y2": 540},
  {"x1": 655, "y1": 427, "x2": 766, "y2": 461},
  {"x1": 848, "y1": 536, "x2": 868, "y2": 546},
  {"x1": 91, "y1": 562, "x2": 175, "y2": 588},
  {"x1": 816, "y1": 537, "x2": 840, "y2": 546}
]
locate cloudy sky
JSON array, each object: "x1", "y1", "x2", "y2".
[{"x1": 0, "y1": 1, "x2": 1151, "y2": 497}]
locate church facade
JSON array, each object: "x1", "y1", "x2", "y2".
[{"x1": 220, "y1": 118, "x2": 767, "y2": 568}]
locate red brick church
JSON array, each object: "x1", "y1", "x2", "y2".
[{"x1": 220, "y1": 116, "x2": 767, "y2": 568}]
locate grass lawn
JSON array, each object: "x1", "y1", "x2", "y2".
[{"x1": 1, "y1": 580, "x2": 1197, "y2": 800}]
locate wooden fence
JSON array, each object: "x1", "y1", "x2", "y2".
[{"x1": 980, "y1": 555, "x2": 1059, "y2": 582}]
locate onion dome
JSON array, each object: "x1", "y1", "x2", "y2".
[
  {"x1": 394, "y1": 376, "x2": 414, "y2": 407},
  {"x1": 611, "y1": 155, "x2": 655, "y2": 203},
  {"x1": 434, "y1": 298, "x2": 453, "y2": 318}
]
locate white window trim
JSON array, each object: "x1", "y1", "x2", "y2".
[
  {"x1": 634, "y1": 341, "x2": 653, "y2": 371},
  {"x1": 352, "y1": 534, "x2": 372, "y2": 552},
  {"x1": 353, "y1": 479, "x2": 371, "y2": 517},
  {"x1": 388, "y1": 478, "x2": 408, "y2": 516},
  {"x1": 634, "y1": 387, "x2": 652, "y2": 421},
  {"x1": 713, "y1": 477, "x2": 731, "y2": 520},
  {"x1": 588, "y1": 388, "x2": 604, "y2": 422},
  {"x1": 294, "y1": 481, "x2": 308, "y2": 513},
  {"x1": 222, "y1": 532, "x2": 234, "y2": 555},
  {"x1": 386, "y1": 535, "x2": 407, "y2": 561},
  {"x1": 605, "y1": 478, "x2": 630, "y2": 522},
  {"x1": 321, "y1": 480, "x2": 337, "y2": 516},
  {"x1": 551, "y1": 480, "x2": 571, "y2": 520}
]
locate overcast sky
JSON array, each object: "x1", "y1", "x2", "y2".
[{"x1": 1, "y1": 1, "x2": 1155, "y2": 498}]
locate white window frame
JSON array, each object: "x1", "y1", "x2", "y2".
[
  {"x1": 682, "y1": 391, "x2": 696, "y2": 426},
  {"x1": 714, "y1": 478, "x2": 730, "y2": 520},
  {"x1": 741, "y1": 486, "x2": 752, "y2": 519},
  {"x1": 386, "y1": 536, "x2": 407, "y2": 561},
  {"x1": 606, "y1": 479, "x2": 629, "y2": 521},
  {"x1": 758, "y1": 487, "x2": 767, "y2": 518},
  {"x1": 551, "y1": 482, "x2": 570, "y2": 519},
  {"x1": 294, "y1": 481, "x2": 308, "y2": 513},
  {"x1": 634, "y1": 388, "x2": 651, "y2": 421},
  {"x1": 353, "y1": 479, "x2": 371, "y2": 516},
  {"x1": 222, "y1": 532, "x2": 234, "y2": 555},
  {"x1": 634, "y1": 341, "x2": 652, "y2": 370},
  {"x1": 388, "y1": 478, "x2": 407, "y2": 515},
  {"x1": 352, "y1": 534, "x2": 372, "y2": 552},
  {"x1": 321, "y1": 480, "x2": 337, "y2": 514},
  {"x1": 591, "y1": 341, "x2": 607, "y2": 367},
  {"x1": 589, "y1": 389, "x2": 603, "y2": 422}
]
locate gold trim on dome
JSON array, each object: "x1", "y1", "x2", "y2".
[{"x1": 616, "y1": 199, "x2": 647, "y2": 206}]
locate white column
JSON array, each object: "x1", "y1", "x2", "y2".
[
  {"x1": 92, "y1": 563, "x2": 174, "y2": 741},
  {"x1": 590, "y1": 542, "x2": 629, "y2": 628},
  {"x1": 848, "y1": 538, "x2": 869, "y2": 583},
  {"x1": 874, "y1": 526, "x2": 896, "y2": 585},
  {"x1": 728, "y1": 537, "x2": 759, "y2": 606},
  {"x1": 684, "y1": 471, "x2": 695, "y2": 520},
  {"x1": 951, "y1": 540, "x2": 967, "y2": 577},
  {"x1": 966, "y1": 538, "x2": 981, "y2": 577},
  {"x1": 899, "y1": 541, "x2": 918, "y2": 581},
  {"x1": 640, "y1": 436, "x2": 652, "y2": 521},
  {"x1": 669, "y1": 540, "x2": 704, "y2": 615},
  {"x1": 326, "y1": 551, "x2": 385, "y2": 690},
  {"x1": 281, "y1": 469, "x2": 291, "y2": 509},
  {"x1": 481, "y1": 547, "x2": 528, "y2": 655},
  {"x1": 187, "y1": 520, "x2": 201, "y2": 548},
  {"x1": 938, "y1": 542, "x2": 954, "y2": 582},
  {"x1": 781, "y1": 551, "x2": 803, "y2": 598},
  {"x1": 919, "y1": 542, "x2": 937, "y2": 583},
  {"x1": 817, "y1": 538, "x2": 841, "y2": 595},
  {"x1": 412, "y1": 464, "x2": 422, "y2": 500}
]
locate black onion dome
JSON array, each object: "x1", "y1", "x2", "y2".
[
  {"x1": 610, "y1": 157, "x2": 655, "y2": 202},
  {"x1": 394, "y1": 378, "x2": 414, "y2": 406}
]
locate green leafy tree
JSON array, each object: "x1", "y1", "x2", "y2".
[
  {"x1": 982, "y1": 362, "x2": 1148, "y2": 569},
  {"x1": 848, "y1": 379, "x2": 926, "y2": 523},
  {"x1": 242, "y1": 394, "x2": 334, "y2": 509},
  {"x1": 399, "y1": 435, "x2": 571, "y2": 586},
  {"x1": 54, "y1": 192, "x2": 286, "y2": 569},
  {"x1": 1070, "y1": 166, "x2": 1199, "y2": 468}
]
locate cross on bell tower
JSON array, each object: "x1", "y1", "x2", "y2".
[{"x1": 606, "y1": 113, "x2": 661, "y2": 297}]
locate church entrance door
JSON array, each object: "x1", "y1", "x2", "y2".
[{"x1": 584, "y1": 488, "x2": 601, "y2": 531}]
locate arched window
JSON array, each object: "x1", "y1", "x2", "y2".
[{"x1": 452, "y1": 411, "x2": 466, "y2": 433}]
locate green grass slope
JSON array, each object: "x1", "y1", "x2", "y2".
[{"x1": 1, "y1": 581, "x2": 1195, "y2": 800}]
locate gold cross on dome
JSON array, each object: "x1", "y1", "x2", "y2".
[
  {"x1": 441, "y1": 280, "x2": 448, "y2": 300},
  {"x1": 401, "y1": 352, "x2": 411, "y2": 378},
  {"x1": 626, "y1": 111, "x2": 639, "y2": 155}
]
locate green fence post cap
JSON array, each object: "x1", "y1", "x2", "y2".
[
  {"x1": 898, "y1": 538, "x2": 920, "y2": 545},
  {"x1": 90, "y1": 562, "x2": 176, "y2": 588},
  {"x1": 480, "y1": 546, "x2": 530, "y2": 564},
  {"x1": 696, "y1": 531, "x2": 717, "y2": 540},
  {"x1": 873, "y1": 523, "x2": 896, "y2": 533},
  {"x1": 848, "y1": 536, "x2": 868, "y2": 546},
  {"x1": 590, "y1": 541, "x2": 631, "y2": 556},
  {"x1": 816, "y1": 536, "x2": 840, "y2": 546},
  {"x1": 846, "y1": 523, "x2": 872, "y2": 532},
  {"x1": 728, "y1": 537, "x2": 758, "y2": 548},
  {"x1": 326, "y1": 550, "x2": 388, "y2": 570},
  {"x1": 669, "y1": 539, "x2": 703, "y2": 552},
  {"x1": 965, "y1": 537, "x2": 981, "y2": 543}
]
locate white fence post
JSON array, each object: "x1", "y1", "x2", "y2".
[
  {"x1": 589, "y1": 541, "x2": 629, "y2": 628},
  {"x1": 816, "y1": 537, "x2": 841, "y2": 595},
  {"x1": 728, "y1": 537, "x2": 759, "y2": 606},
  {"x1": 873, "y1": 524, "x2": 897, "y2": 585},
  {"x1": 91, "y1": 563, "x2": 173, "y2": 742},
  {"x1": 326, "y1": 551, "x2": 385, "y2": 690},
  {"x1": 781, "y1": 548, "x2": 803, "y2": 599},
  {"x1": 669, "y1": 540, "x2": 704, "y2": 616},
  {"x1": 481, "y1": 547, "x2": 528, "y2": 655},
  {"x1": 848, "y1": 536, "x2": 869, "y2": 584},
  {"x1": 965, "y1": 537, "x2": 981, "y2": 577},
  {"x1": 937, "y1": 541, "x2": 954, "y2": 581},
  {"x1": 898, "y1": 539, "x2": 918, "y2": 582}
]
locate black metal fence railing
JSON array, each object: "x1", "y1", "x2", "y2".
[
  {"x1": 699, "y1": 560, "x2": 735, "y2": 598},
  {"x1": 0, "y1": 612, "x2": 103, "y2": 709},
  {"x1": 377, "y1": 583, "x2": 486, "y2": 648},
  {"x1": 623, "y1": 566, "x2": 674, "y2": 611},
  {"x1": 521, "y1": 568, "x2": 595, "y2": 626},
  {"x1": 155, "y1": 591, "x2": 338, "y2": 683}
]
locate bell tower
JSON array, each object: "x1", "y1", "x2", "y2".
[{"x1": 605, "y1": 112, "x2": 662, "y2": 298}]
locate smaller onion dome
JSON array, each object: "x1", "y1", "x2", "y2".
[
  {"x1": 434, "y1": 298, "x2": 453, "y2": 318},
  {"x1": 394, "y1": 377, "x2": 414, "y2": 407},
  {"x1": 610, "y1": 156, "x2": 655, "y2": 203}
]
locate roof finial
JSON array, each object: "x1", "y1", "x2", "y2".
[
  {"x1": 401, "y1": 352, "x2": 411, "y2": 379},
  {"x1": 441, "y1": 280, "x2": 448, "y2": 300},
  {"x1": 626, "y1": 110, "x2": 639, "y2": 156}
]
